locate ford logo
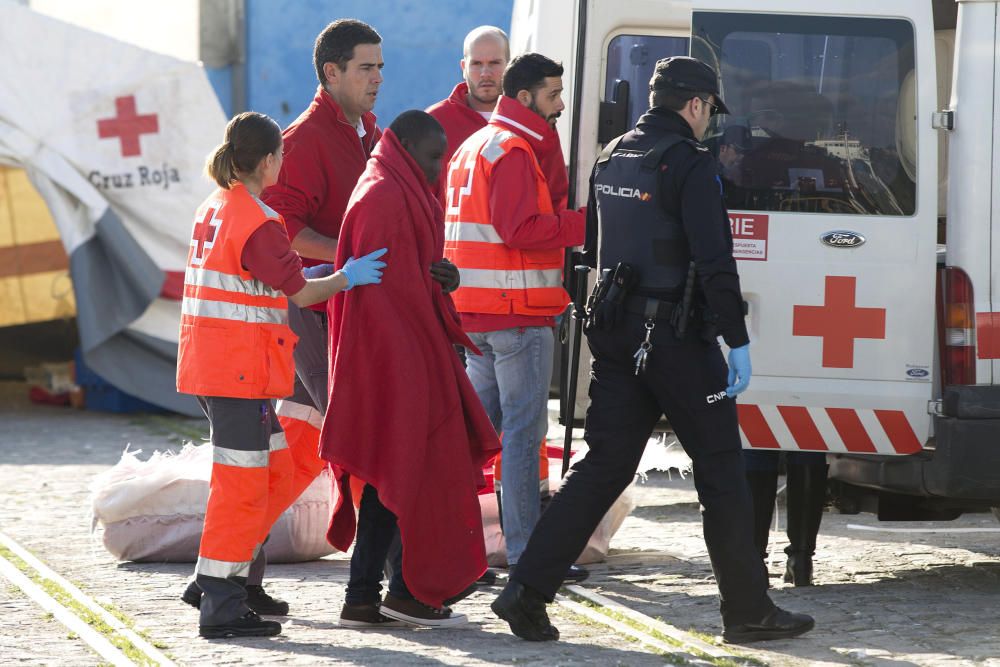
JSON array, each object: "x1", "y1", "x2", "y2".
[
  {"x1": 820, "y1": 231, "x2": 866, "y2": 248},
  {"x1": 907, "y1": 368, "x2": 929, "y2": 378}
]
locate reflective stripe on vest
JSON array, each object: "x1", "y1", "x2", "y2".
[
  {"x1": 444, "y1": 125, "x2": 568, "y2": 316},
  {"x1": 181, "y1": 296, "x2": 288, "y2": 326},
  {"x1": 444, "y1": 221, "x2": 504, "y2": 244},
  {"x1": 459, "y1": 267, "x2": 563, "y2": 290},
  {"x1": 185, "y1": 265, "x2": 284, "y2": 300}
]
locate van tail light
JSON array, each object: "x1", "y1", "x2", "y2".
[{"x1": 937, "y1": 266, "x2": 976, "y2": 386}]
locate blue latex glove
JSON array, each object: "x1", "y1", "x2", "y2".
[
  {"x1": 302, "y1": 263, "x2": 335, "y2": 279},
  {"x1": 726, "y1": 344, "x2": 752, "y2": 398},
  {"x1": 340, "y1": 247, "x2": 388, "y2": 290}
]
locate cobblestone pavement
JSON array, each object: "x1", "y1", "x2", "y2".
[
  {"x1": 0, "y1": 383, "x2": 674, "y2": 666},
  {"x1": 3, "y1": 380, "x2": 1000, "y2": 665},
  {"x1": 604, "y1": 477, "x2": 1000, "y2": 667}
]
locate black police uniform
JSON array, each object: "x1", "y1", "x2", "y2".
[{"x1": 507, "y1": 106, "x2": 775, "y2": 629}]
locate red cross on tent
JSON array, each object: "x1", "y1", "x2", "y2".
[
  {"x1": 96, "y1": 95, "x2": 159, "y2": 157},
  {"x1": 793, "y1": 276, "x2": 886, "y2": 368}
]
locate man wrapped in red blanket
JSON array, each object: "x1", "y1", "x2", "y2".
[{"x1": 320, "y1": 110, "x2": 501, "y2": 628}]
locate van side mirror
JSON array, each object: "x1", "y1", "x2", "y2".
[{"x1": 598, "y1": 79, "x2": 631, "y2": 144}]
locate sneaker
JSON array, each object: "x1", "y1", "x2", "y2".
[
  {"x1": 199, "y1": 610, "x2": 281, "y2": 639},
  {"x1": 181, "y1": 581, "x2": 290, "y2": 616},
  {"x1": 245, "y1": 585, "x2": 289, "y2": 616},
  {"x1": 380, "y1": 593, "x2": 468, "y2": 627},
  {"x1": 339, "y1": 602, "x2": 407, "y2": 628},
  {"x1": 723, "y1": 607, "x2": 815, "y2": 643}
]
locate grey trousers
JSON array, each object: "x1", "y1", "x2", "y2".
[{"x1": 287, "y1": 303, "x2": 329, "y2": 413}]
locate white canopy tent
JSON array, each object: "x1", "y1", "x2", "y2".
[{"x1": 0, "y1": 3, "x2": 227, "y2": 414}]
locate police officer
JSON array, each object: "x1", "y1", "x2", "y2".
[{"x1": 491, "y1": 56, "x2": 815, "y2": 644}]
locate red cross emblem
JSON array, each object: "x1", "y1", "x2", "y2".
[
  {"x1": 793, "y1": 276, "x2": 886, "y2": 368},
  {"x1": 191, "y1": 207, "x2": 221, "y2": 266},
  {"x1": 446, "y1": 151, "x2": 475, "y2": 213},
  {"x1": 96, "y1": 95, "x2": 159, "y2": 157}
]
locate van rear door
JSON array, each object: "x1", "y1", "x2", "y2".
[{"x1": 690, "y1": 1, "x2": 939, "y2": 455}]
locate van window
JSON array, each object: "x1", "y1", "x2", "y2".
[
  {"x1": 692, "y1": 13, "x2": 916, "y2": 216},
  {"x1": 605, "y1": 35, "x2": 689, "y2": 128}
]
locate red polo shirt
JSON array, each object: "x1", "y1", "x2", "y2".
[{"x1": 262, "y1": 87, "x2": 381, "y2": 266}]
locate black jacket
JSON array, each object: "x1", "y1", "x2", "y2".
[{"x1": 583, "y1": 107, "x2": 749, "y2": 348}]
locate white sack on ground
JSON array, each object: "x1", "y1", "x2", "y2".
[
  {"x1": 637, "y1": 433, "x2": 692, "y2": 477},
  {"x1": 90, "y1": 444, "x2": 336, "y2": 563},
  {"x1": 480, "y1": 454, "x2": 637, "y2": 567}
]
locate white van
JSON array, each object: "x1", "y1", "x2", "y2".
[{"x1": 514, "y1": 0, "x2": 1000, "y2": 520}]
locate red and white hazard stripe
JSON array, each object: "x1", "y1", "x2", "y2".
[{"x1": 738, "y1": 404, "x2": 923, "y2": 455}]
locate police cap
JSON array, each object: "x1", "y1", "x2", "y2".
[{"x1": 649, "y1": 56, "x2": 730, "y2": 115}]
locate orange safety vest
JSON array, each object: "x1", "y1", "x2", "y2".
[
  {"x1": 443, "y1": 126, "x2": 569, "y2": 316},
  {"x1": 176, "y1": 183, "x2": 298, "y2": 399}
]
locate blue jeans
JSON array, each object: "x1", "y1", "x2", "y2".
[{"x1": 466, "y1": 326, "x2": 554, "y2": 565}]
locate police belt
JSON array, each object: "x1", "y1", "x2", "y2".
[{"x1": 623, "y1": 295, "x2": 679, "y2": 321}]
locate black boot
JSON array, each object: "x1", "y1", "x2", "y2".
[
  {"x1": 783, "y1": 462, "x2": 829, "y2": 586},
  {"x1": 199, "y1": 610, "x2": 281, "y2": 639},
  {"x1": 182, "y1": 580, "x2": 289, "y2": 615},
  {"x1": 745, "y1": 470, "x2": 779, "y2": 561},
  {"x1": 491, "y1": 581, "x2": 559, "y2": 641},
  {"x1": 723, "y1": 606, "x2": 815, "y2": 643},
  {"x1": 245, "y1": 585, "x2": 290, "y2": 615}
]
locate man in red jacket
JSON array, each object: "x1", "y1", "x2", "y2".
[
  {"x1": 262, "y1": 19, "x2": 385, "y2": 423},
  {"x1": 257, "y1": 20, "x2": 457, "y2": 618},
  {"x1": 265, "y1": 19, "x2": 458, "y2": 417},
  {"x1": 443, "y1": 53, "x2": 587, "y2": 583},
  {"x1": 426, "y1": 27, "x2": 567, "y2": 219},
  {"x1": 427, "y1": 25, "x2": 509, "y2": 182}
]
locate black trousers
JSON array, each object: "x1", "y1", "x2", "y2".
[
  {"x1": 511, "y1": 313, "x2": 774, "y2": 626},
  {"x1": 346, "y1": 485, "x2": 410, "y2": 605}
]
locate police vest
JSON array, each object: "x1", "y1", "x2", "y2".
[
  {"x1": 176, "y1": 183, "x2": 298, "y2": 399},
  {"x1": 593, "y1": 132, "x2": 698, "y2": 291},
  {"x1": 443, "y1": 126, "x2": 568, "y2": 316}
]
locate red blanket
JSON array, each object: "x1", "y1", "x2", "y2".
[{"x1": 320, "y1": 129, "x2": 501, "y2": 607}]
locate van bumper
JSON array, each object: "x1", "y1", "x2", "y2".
[{"x1": 829, "y1": 414, "x2": 1000, "y2": 502}]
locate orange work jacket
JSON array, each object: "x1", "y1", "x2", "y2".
[
  {"x1": 176, "y1": 183, "x2": 298, "y2": 399},
  {"x1": 443, "y1": 127, "x2": 568, "y2": 316}
]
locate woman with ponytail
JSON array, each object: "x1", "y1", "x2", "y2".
[{"x1": 176, "y1": 111, "x2": 387, "y2": 639}]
